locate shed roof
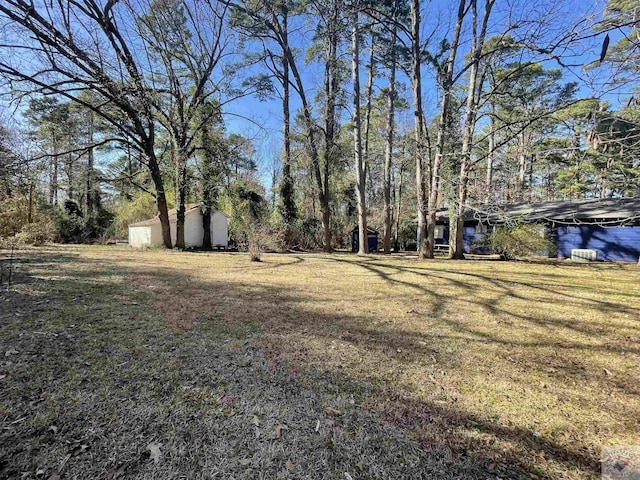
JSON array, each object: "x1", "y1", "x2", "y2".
[
  {"x1": 128, "y1": 204, "x2": 228, "y2": 228},
  {"x1": 435, "y1": 197, "x2": 640, "y2": 225}
]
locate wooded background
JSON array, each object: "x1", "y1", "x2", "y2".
[{"x1": 0, "y1": 0, "x2": 638, "y2": 257}]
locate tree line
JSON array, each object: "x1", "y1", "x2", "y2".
[{"x1": 1, "y1": 0, "x2": 639, "y2": 257}]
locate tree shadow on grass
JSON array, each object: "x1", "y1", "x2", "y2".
[
  {"x1": 323, "y1": 255, "x2": 640, "y2": 342},
  {"x1": 0, "y1": 253, "x2": 503, "y2": 479},
  {"x1": 3, "y1": 249, "x2": 635, "y2": 479}
]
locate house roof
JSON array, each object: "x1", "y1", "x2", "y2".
[
  {"x1": 437, "y1": 197, "x2": 640, "y2": 225},
  {"x1": 351, "y1": 226, "x2": 380, "y2": 235},
  {"x1": 128, "y1": 204, "x2": 228, "y2": 227}
]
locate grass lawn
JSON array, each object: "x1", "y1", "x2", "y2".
[{"x1": 1, "y1": 245, "x2": 639, "y2": 479}]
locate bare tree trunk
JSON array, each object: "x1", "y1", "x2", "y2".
[
  {"x1": 50, "y1": 132, "x2": 59, "y2": 206},
  {"x1": 86, "y1": 110, "x2": 94, "y2": 216},
  {"x1": 147, "y1": 157, "x2": 172, "y2": 248},
  {"x1": 352, "y1": 2, "x2": 368, "y2": 255},
  {"x1": 158, "y1": 194, "x2": 171, "y2": 247},
  {"x1": 395, "y1": 161, "x2": 404, "y2": 251},
  {"x1": 486, "y1": 103, "x2": 495, "y2": 204},
  {"x1": 518, "y1": 131, "x2": 527, "y2": 199},
  {"x1": 28, "y1": 182, "x2": 34, "y2": 224},
  {"x1": 363, "y1": 31, "x2": 375, "y2": 207},
  {"x1": 49, "y1": 154, "x2": 54, "y2": 205},
  {"x1": 53, "y1": 151, "x2": 58, "y2": 205},
  {"x1": 279, "y1": 1, "x2": 295, "y2": 229},
  {"x1": 176, "y1": 154, "x2": 187, "y2": 249},
  {"x1": 383, "y1": 23, "x2": 397, "y2": 254},
  {"x1": 203, "y1": 207, "x2": 212, "y2": 249},
  {"x1": 411, "y1": 0, "x2": 428, "y2": 258},
  {"x1": 293, "y1": 60, "x2": 330, "y2": 251},
  {"x1": 451, "y1": 0, "x2": 493, "y2": 260},
  {"x1": 429, "y1": 0, "x2": 466, "y2": 259},
  {"x1": 67, "y1": 153, "x2": 74, "y2": 201},
  {"x1": 315, "y1": 0, "x2": 340, "y2": 253},
  {"x1": 363, "y1": 35, "x2": 375, "y2": 161},
  {"x1": 201, "y1": 123, "x2": 213, "y2": 250}
]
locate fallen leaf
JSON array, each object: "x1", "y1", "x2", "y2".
[
  {"x1": 315, "y1": 420, "x2": 320, "y2": 432},
  {"x1": 48, "y1": 426, "x2": 58, "y2": 435},
  {"x1": 5, "y1": 349, "x2": 18, "y2": 357},
  {"x1": 324, "y1": 406, "x2": 341, "y2": 416},
  {"x1": 147, "y1": 443, "x2": 162, "y2": 464},
  {"x1": 47, "y1": 471, "x2": 61, "y2": 480},
  {"x1": 274, "y1": 424, "x2": 287, "y2": 439},
  {"x1": 251, "y1": 414, "x2": 260, "y2": 426},
  {"x1": 285, "y1": 459, "x2": 295, "y2": 471},
  {"x1": 344, "y1": 473, "x2": 354, "y2": 480},
  {"x1": 603, "y1": 368, "x2": 612, "y2": 376}
]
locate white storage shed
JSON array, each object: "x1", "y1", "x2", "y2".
[{"x1": 128, "y1": 204, "x2": 228, "y2": 248}]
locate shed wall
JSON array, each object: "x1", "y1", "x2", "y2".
[
  {"x1": 185, "y1": 209, "x2": 205, "y2": 247},
  {"x1": 211, "y1": 211, "x2": 228, "y2": 248},
  {"x1": 555, "y1": 225, "x2": 640, "y2": 262},
  {"x1": 149, "y1": 223, "x2": 164, "y2": 247},
  {"x1": 170, "y1": 209, "x2": 204, "y2": 248},
  {"x1": 128, "y1": 226, "x2": 151, "y2": 247},
  {"x1": 130, "y1": 209, "x2": 227, "y2": 248}
]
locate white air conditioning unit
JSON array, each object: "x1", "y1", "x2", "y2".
[{"x1": 571, "y1": 249, "x2": 597, "y2": 262}]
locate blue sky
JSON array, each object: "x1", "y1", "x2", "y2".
[
  {"x1": 221, "y1": 0, "x2": 620, "y2": 183},
  {"x1": 0, "y1": 0, "x2": 628, "y2": 189}
]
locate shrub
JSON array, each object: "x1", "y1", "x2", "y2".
[
  {"x1": 14, "y1": 218, "x2": 57, "y2": 245},
  {"x1": 244, "y1": 225, "x2": 285, "y2": 261},
  {"x1": 54, "y1": 200, "x2": 86, "y2": 243},
  {"x1": 478, "y1": 224, "x2": 556, "y2": 260},
  {"x1": 295, "y1": 217, "x2": 323, "y2": 250},
  {"x1": 84, "y1": 206, "x2": 115, "y2": 241},
  {"x1": 0, "y1": 196, "x2": 57, "y2": 245},
  {"x1": 0, "y1": 197, "x2": 30, "y2": 238},
  {"x1": 225, "y1": 180, "x2": 268, "y2": 247}
]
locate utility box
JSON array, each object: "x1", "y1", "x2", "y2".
[{"x1": 571, "y1": 249, "x2": 598, "y2": 262}]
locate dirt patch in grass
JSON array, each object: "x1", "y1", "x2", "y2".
[{"x1": 2, "y1": 246, "x2": 639, "y2": 479}]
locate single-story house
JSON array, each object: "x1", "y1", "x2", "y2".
[
  {"x1": 351, "y1": 226, "x2": 379, "y2": 253},
  {"x1": 426, "y1": 197, "x2": 640, "y2": 262},
  {"x1": 128, "y1": 204, "x2": 228, "y2": 248}
]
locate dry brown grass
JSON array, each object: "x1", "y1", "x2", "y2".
[{"x1": 2, "y1": 245, "x2": 639, "y2": 479}]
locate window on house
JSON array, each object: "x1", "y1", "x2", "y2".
[{"x1": 434, "y1": 226, "x2": 444, "y2": 240}]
